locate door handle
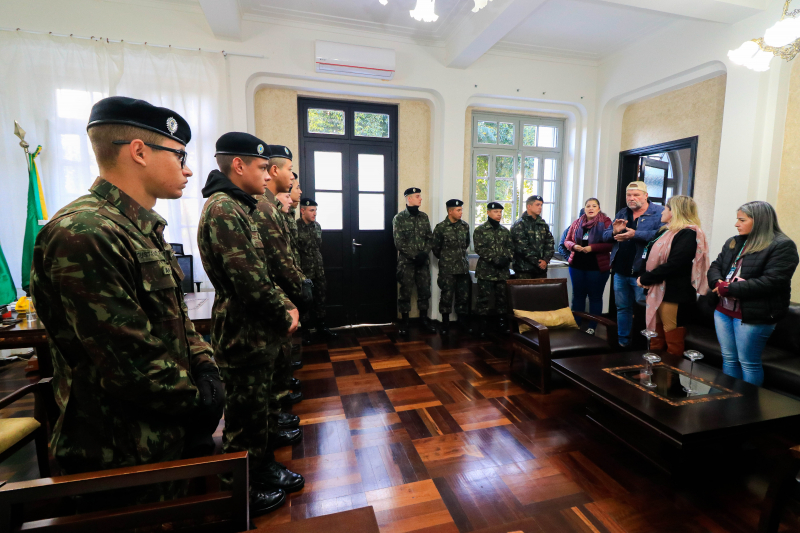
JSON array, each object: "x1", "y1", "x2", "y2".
[{"x1": 352, "y1": 239, "x2": 362, "y2": 254}]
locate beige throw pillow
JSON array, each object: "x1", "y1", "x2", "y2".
[{"x1": 514, "y1": 308, "x2": 579, "y2": 333}]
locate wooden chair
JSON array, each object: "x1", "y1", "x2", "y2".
[
  {"x1": 0, "y1": 452, "x2": 249, "y2": 533},
  {"x1": 0, "y1": 377, "x2": 54, "y2": 478},
  {"x1": 506, "y1": 278, "x2": 618, "y2": 393}
]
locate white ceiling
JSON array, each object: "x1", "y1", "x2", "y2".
[
  {"x1": 497, "y1": 0, "x2": 681, "y2": 61},
  {"x1": 147, "y1": 0, "x2": 764, "y2": 64}
]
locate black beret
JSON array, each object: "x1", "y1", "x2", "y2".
[
  {"x1": 487, "y1": 202, "x2": 504, "y2": 210},
  {"x1": 87, "y1": 96, "x2": 191, "y2": 145},
  {"x1": 404, "y1": 187, "x2": 421, "y2": 196},
  {"x1": 215, "y1": 132, "x2": 269, "y2": 160},
  {"x1": 446, "y1": 199, "x2": 463, "y2": 208},
  {"x1": 268, "y1": 145, "x2": 293, "y2": 161},
  {"x1": 528, "y1": 195, "x2": 544, "y2": 203},
  {"x1": 292, "y1": 172, "x2": 298, "y2": 180},
  {"x1": 300, "y1": 198, "x2": 317, "y2": 207}
]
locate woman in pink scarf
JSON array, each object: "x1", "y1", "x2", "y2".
[{"x1": 637, "y1": 195, "x2": 709, "y2": 355}]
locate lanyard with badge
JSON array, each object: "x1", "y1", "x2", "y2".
[
  {"x1": 721, "y1": 241, "x2": 747, "y2": 311},
  {"x1": 641, "y1": 230, "x2": 665, "y2": 260},
  {"x1": 726, "y1": 242, "x2": 748, "y2": 282}
]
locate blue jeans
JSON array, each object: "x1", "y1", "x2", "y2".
[
  {"x1": 613, "y1": 273, "x2": 646, "y2": 346},
  {"x1": 714, "y1": 310, "x2": 776, "y2": 386},
  {"x1": 569, "y1": 268, "x2": 610, "y2": 330}
]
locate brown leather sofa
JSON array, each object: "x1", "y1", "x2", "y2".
[{"x1": 684, "y1": 295, "x2": 800, "y2": 398}]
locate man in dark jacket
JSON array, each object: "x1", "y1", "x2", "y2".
[{"x1": 603, "y1": 181, "x2": 664, "y2": 347}]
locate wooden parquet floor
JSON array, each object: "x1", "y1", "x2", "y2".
[{"x1": 3, "y1": 327, "x2": 800, "y2": 532}]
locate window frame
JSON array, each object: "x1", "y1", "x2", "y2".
[
  {"x1": 300, "y1": 99, "x2": 394, "y2": 144},
  {"x1": 470, "y1": 113, "x2": 565, "y2": 238}
]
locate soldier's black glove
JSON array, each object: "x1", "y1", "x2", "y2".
[
  {"x1": 193, "y1": 362, "x2": 226, "y2": 413},
  {"x1": 301, "y1": 278, "x2": 314, "y2": 304},
  {"x1": 493, "y1": 257, "x2": 510, "y2": 268},
  {"x1": 414, "y1": 252, "x2": 428, "y2": 266}
]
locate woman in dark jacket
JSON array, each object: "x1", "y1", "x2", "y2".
[
  {"x1": 637, "y1": 196, "x2": 709, "y2": 355},
  {"x1": 708, "y1": 201, "x2": 799, "y2": 386}
]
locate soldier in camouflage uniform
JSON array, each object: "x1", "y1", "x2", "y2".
[
  {"x1": 253, "y1": 145, "x2": 308, "y2": 448},
  {"x1": 393, "y1": 187, "x2": 437, "y2": 335},
  {"x1": 285, "y1": 173, "x2": 304, "y2": 272},
  {"x1": 198, "y1": 132, "x2": 304, "y2": 515},
  {"x1": 432, "y1": 199, "x2": 471, "y2": 334},
  {"x1": 511, "y1": 195, "x2": 555, "y2": 279},
  {"x1": 473, "y1": 202, "x2": 514, "y2": 336},
  {"x1": 297, "y1": 197, "x2": 338, "y2": 345},
  {"x1": 30, "y1": 97, "x2": 224, "y2": 508}
]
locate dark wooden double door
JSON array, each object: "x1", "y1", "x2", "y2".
[{"x1": 299, "y1": 99, "x2": 398, "y2": 327}]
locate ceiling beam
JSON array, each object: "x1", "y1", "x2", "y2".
[
  {"x1": 445, "y1": 0, "x2": 548, "y2": 69},
  {"x1": 599, "y1": 0, "x2": 767, "y2": 24},
  {"x1": 198, "y1": 0, "x2": 242, "y2": 41}
]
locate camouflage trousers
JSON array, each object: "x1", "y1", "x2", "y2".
[
  {"x1": 301, "y1": 275, "x2": 327, "y2": 324},
  {"x1": 220, "y1": 356, "x2": 278, "y2": 470},
  {"x1": 437, "y1": 273, "x2": 471, "y2": 315},
  {"x1": 476, "y1": 279, "x2": 507, "y2": 316},
  {"x1": 397, "y1": 262, "x2": 431, "y2": 313},
  {"x1": 515, "y1": 271, "x2": 547, "y2": 280},
  {"x1": 268, "y1": 339, "x2": 293, "y2": 430}
]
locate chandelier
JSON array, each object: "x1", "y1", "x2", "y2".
[
  {"x1": 729, "y1": 0, "x2": 800, "y2": 71},
  {"x1": 410, "y1": 0, "x2": 438, "y2": 22}
]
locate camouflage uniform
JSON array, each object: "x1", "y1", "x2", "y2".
[
  {"x1": 285, "y1": 207, "x2": 303, "y2": 270},
  {"x1": 392, "y1": 208, "x2": 433, "y2": 314},
  {"x1": 198, "y1": 176, "x2": 295, "y2": 469},
  {"x1": 253, "y1": 191, "x2": 305, "y2": 427},
  {"x1": 297, "y1": 218, "x2": 327, "y2": 322},
  {"x1": 511, "y1": 213, "x2": 555, "y2": 279},
  {"x1": 473, "y1": 220, "x2": 514, "y2": 315},
  {"x1": 30, "y1": 178, "x2": 214, "y2": 478},
  {"x1": 432, "y1": 217, "x2": 471, "y2": 315}
]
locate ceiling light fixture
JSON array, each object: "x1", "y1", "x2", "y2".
[
  {"x1": 729, "y1": 0, "x2": 800, "y2": 71},
  {"x1": 472, "y1": 0, "x2": 493, "y2": 12},
  {"x1": 379, "y1": 0, "x2": 387, "y2": 4},
  {"x1": 410, "y1": 0, "x2": 439, "y2": 22}
]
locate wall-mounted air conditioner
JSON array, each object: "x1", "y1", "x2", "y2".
[{"x1": 315, "y1": 41, "x2": 395, "y2": 80}]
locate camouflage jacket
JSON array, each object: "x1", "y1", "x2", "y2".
[
  {"x1": 296, "y1": 219, "x2": 325, "y2": 280},
  {"x1": 474, "y1": 220, "x2": 514, "y2": 281},
  {"x1": 432, "y1": 217, "x2": 470, "y2": 275},
  {"x1": 30, "y1": 178, "x2": 214, "y2": 473},
  {"x1": 253, "y1": 191, "x2": 306, "y2": 302},
  {"x1": 198, "y1": 185, "x2": 295, "y2": 369},
  {"x1": 510, "y1": 213, "x2": 555, "y2": 273},
  {"x1": 284, "y1": 207, "x2": 303, "y2": 270},
  {"x1": 392, "y1": 208, "x2": 433, "y2": 266}
]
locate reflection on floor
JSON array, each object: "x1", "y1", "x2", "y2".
[{"x1": 2, "y1": 325, "x2": 800, "y2": 532}]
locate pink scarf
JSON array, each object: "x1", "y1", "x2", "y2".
[{"x1": 644, "y1": 225, "x2": 710, "y2": 331}]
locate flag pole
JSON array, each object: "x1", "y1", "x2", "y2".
[{"x1": 13, "y1": 120, "x2": 31, "y2": 174}]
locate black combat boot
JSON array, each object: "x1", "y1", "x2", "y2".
[
  {"x1": 318, "y1": 320, "x2": 338, "y2": 338},
  {"x1": 440, "y1": 314, "x2": 450, "y2": 335},
  {"x1": 398, "y1": 313, "x2": 410, "y2": 335},
  {"x1": 251, "y1": 461, "x2": 305, "y2": 493},
  {"x1": 269, "y1": 428, "x2": 302, "y2": 449},
  {"x1": 250, "y1": 487, "x2": 286, "y2": 517},
  {"x1": 290, "y1": 377, "x2": 301, "y2": 390},
  {"x1": 282, "y1": 390, "x2": 303, "y2": 406},
  {"x1": 276, "y1": 412, "x2": 300, "y2": 429},
  {"x1": 420, "y1": 315, "x2": 437, "y2": 334}
]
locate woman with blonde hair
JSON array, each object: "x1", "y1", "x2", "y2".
[{"x1": 637, "y1": 195, "x2": 710, "y2": 355}]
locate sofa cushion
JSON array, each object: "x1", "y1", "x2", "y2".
[
  {"x1": 763, "y1": 358, "x2": 800, "y2": 398},
  {"x1": 514, "y1": 307, "x2": 579, "y2": 333},
  {"x1": 0, "y1": 417, "x2": 40, "y2": 454},
  {"x1": 684, "y1": 325, "x2": 724, "y2": 368},
  {"x1": 512, "y1": 329, "x2": 610, "y2": 358}
]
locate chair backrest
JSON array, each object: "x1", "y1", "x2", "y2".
[
  {"x1": 506, "y1": 278, "x2": 570, "y2": 312},
  {"x1": 170, "y1": 243, "x2": 184, "y2": 255},
  {"x1": 177, "y1": 255, "x2": 195, "y2": 293},
  {"x1": 0, "y1": 452, "x2": 249, "y2": 533}
]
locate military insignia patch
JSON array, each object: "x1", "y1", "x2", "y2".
[
  {"x1": 166, "y1": 117, "x2": 178, "y2": 134},
  {"x1": 257, "y1": 144, "x2": 264, "y2": 155},
  {"x1": 284, "y1": 147, "x2": 290, "y2": 155}
]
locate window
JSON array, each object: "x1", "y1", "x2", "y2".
[
  {"x1": 307, "y1": 109, "x2": 345, "y2": 135},
  {"x1": 354, "y1": 112, "x2": 390, "y2": 138},
  {"x1": 471, "y1": 113, "x2": 564, "y2": 234}
]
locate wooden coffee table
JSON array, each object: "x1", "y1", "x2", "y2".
[{"x1": 552, "y1": 351, "x2": 800, "y2": 473}]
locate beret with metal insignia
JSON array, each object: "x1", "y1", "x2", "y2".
[
  {"x1": 404, "y1": 187, "x2": 421, "y2": 196},
  {"x1": 300, "y1": 198, "x2": 318, "y2": 207},
  {"x1": 268, "y1": 144, "x2": 293, "y2": 161},
  {"x1": 446, "y1": 199, "x2": 463, "y2": 208},
  {"x1": 215, "y1": 132, "x2": 270, "y2": 160},
  {"x1": 487, "y1": 202, "x2": 504, "y2": 210},
  {"x1": 527, "y1": 195, "x2": 544, "y2": 203},
  {"x1": 87, "y1": 96, "x2": 191, "y2": 145}
]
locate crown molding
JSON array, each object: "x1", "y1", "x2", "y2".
[{"x1": 104, "y1": 0, "x2": 204, "y2": 15}]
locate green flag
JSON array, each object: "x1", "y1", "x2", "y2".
[
  {"x1": 21, "y1": 145, "x2": 48, "y2": 293},
  {"x1": 0, "y1": 239, "x2": 17, "y2": 306}
]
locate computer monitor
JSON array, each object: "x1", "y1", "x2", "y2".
[{"x1": 176, "y1": 255, "x2": 194, "y2": 293}]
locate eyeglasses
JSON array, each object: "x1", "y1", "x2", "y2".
[{"x1": 112, "y1": 140, "x2": 188, "y2": 169}]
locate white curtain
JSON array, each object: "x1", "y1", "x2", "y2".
[{"x1": 0, "y1": 30, "x2": 230, "y2": 287}]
